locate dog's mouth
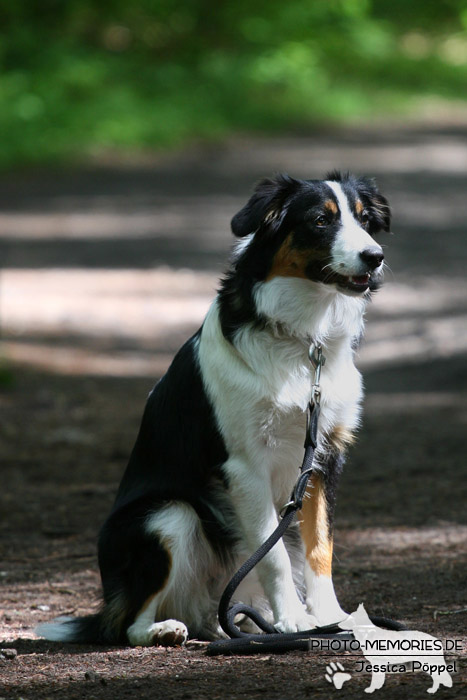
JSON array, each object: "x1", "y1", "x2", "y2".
[
  {"x1": 337, "y1": 273, "x2": 371, "y2": 293},
  {"x1": 320, "y1": 270, "x2": 371, "y2": 293},
  {"x1": 305, "y1": 259, "x2": 382, "y2": 294}
]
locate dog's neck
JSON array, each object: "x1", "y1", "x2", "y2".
[
  {"x1": 253, "y1": 277, "x2": 367, "y2": 349},
  {"x1": 213, "y1": 277, "x2": 367, "y2": 406}
]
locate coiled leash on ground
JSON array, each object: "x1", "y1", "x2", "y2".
[{"x1": 207, "y1": 344, "x2": 405, "y2": 656}]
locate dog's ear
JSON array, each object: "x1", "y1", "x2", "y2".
[
  {"x1": 358, "y1": 178, "x2": 391, "y2": 233},
  {"x1": 369, "y1": 190, "x2": 391, "y2": 233},
  {"x1": 231, "y1": 174, "x2": 301, "y2": 237}
]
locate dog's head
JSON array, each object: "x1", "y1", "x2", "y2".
[{"x1": 231, "y1": 172, "x2": 391, "y2": 295}]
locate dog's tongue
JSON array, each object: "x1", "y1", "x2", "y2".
[{"x1": 350, "y1": 274, "x2": 370, "y2": 285}]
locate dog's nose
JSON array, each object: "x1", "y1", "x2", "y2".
[{"x1": 359, "y1": 247, "x2": 384, "y2": 270}]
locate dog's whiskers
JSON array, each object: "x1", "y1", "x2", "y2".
[{"x1": 381, "y1": 261, "x2": 395, "y2": 281}]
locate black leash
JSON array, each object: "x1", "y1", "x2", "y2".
[{"x1": 207, "y1": 344, "x2": 405, "y2": 656}]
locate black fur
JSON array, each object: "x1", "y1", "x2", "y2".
[
  {"x1": 327, "y1": 171, "x2": 391, "y2": 235},
  {"x1": 114, "y1": 332, "x2": 228, "y2": 507},
  {"x1": 48, "y1": 333, "x2": 236, "y2": 644},
  {"x1": 230, "y1": 174, "x2": 302, "y2": 238},
  {"x1": 219, "y1": 172, "x2": 390, "y2": 341},
  {"x1": 320, "y1": 452, "x2": 346, "y2": 532},
  {"x1": 38, "y1": 171, "x2": 391, "y2": 646}
]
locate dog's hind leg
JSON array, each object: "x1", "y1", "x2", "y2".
[
  {"x1": 98, "y1": 498, "x2": 221, "y2": 646},
  {"x1": 126, "y1": 594, "x2": 188, "y2": 647},
  {"x1": 140, "y1": 501, "x2": 223, "y2": 642}
]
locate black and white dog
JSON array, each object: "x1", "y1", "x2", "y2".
[{"x1": 37, "y1": 171, "x2": 390, "y2": 646}]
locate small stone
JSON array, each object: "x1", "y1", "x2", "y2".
[
  {"x1": 84, "y1": 670, "x2": 98, "y2": 681},
  {"x1": 0, "y1": 648, "x2": 17, "y2": 660}
]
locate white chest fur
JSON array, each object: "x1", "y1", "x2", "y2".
[{"x1": 198, "y1": 282, "x2": 366, "y2": 507}]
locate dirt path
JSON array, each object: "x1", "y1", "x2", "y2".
[{"x1": 1, "y1": 126, "x2": 466, "y2": 698}]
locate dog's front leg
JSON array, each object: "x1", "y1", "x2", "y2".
[
  {"x1": 299, "y1": 470, "x2": 347, "y2": 626},
  {"x1": 228, "y1": 461, "x2": 317, "y2": 633}
]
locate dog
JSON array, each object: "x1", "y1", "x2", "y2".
[
  {"x1": 339, "y1": 604, "x2": 453, "y2": 693},
  {"x1": 37, "y1": 171, "x2": 391, "y2": 647}
]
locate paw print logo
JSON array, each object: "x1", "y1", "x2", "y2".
[{"x1": 325, "y1": 662, "x2": 352, "y2": 689}]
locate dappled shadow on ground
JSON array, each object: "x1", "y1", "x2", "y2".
[
  {"x1": 1, "y1": 126, "x2": 466, "y2": 698},
  {"x1": 0, "y1": 128, "x2": 466, "y2": 273},
  {"x1": 2, "y1": 651, "x2": 464, "y2": 700},
  {"x1": 0, "y1": 237, "x2": 227, "y2": 270},
  {"x1": 2, "y1": 580, "x2": 466, "y2": 700}
]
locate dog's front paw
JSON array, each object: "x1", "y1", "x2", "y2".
[
  {"x1": 274, "y1": 611, "x2": 319, "y2": 634},
  {"x1": 127, "y1": 618, "x2": 188, "y2": 647},
  {"x1": 306, "y1": 600, "x2": 348, "y2": 627},
  {"x1": 150, "y1": 619, "x2": 188, "y2": 646}
]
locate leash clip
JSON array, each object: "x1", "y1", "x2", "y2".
[
  {"x1": 280, "y1": 466, "x2": 316, "y2": 518},
  {"x1": 279, "y1": 500, "x2": 294, "y2": 518},
  {"x1": 309, "y1": 342, "x2": 325, "y2": 405}
]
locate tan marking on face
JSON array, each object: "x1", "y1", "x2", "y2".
[
  {"x1": 324, "y1": 199, "x2": 338, "y2": 215},
  {"x1": 299, "y1": 474, "x2": 333, "y2": 577},
  {"x1": 355, "y1": 199, "x2": 364, "y2": 215},
  {"x1": 326, "y1": 425, "x2": 355, "y2": 452},
  {"x1": 267, "y1": 232, "x2": 311, "y2": 281}
]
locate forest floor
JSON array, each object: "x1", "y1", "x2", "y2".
[{"x1": 0, "y1": 125, "x2": 466, "y2": 698}]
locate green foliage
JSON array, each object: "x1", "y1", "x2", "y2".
[{"x1": 0, "y1": 0, "x2": 465, "y2": 167}]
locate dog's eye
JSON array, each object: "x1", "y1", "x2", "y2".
[
  {"x1": 315, "y1": 215, "x2": 329, "y2": 227},
  {"x1": 360, "y1": 211, "x2": 370, "y2": 227}
]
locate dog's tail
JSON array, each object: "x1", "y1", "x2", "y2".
[
  {"x1": 36, "y1": 609, "x2": 123, "y2": 645},
  {"x1": 36, "y1": 614, "x2": 104, "y2": 644}
]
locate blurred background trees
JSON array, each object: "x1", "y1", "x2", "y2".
[{"x1": 0, "y1": 0, "x2": 466, "y2": 168}]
